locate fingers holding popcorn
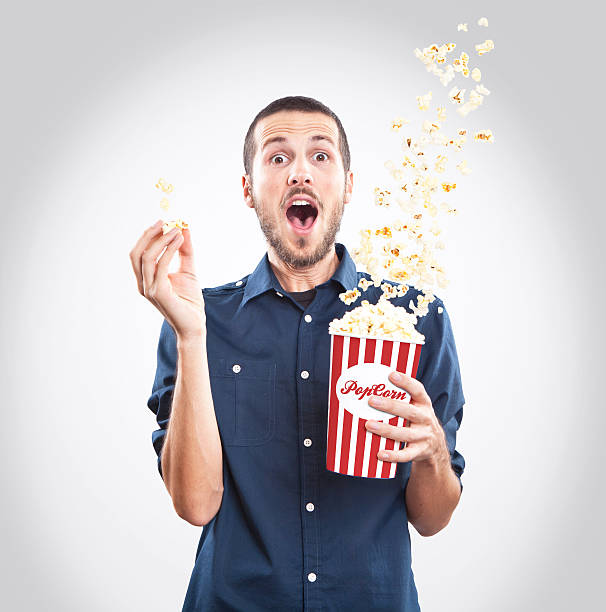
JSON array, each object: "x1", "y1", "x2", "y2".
[
  {"x1": 129, "y1": 219, "x2": 164, "y2": 295},
  {"x1": 154, "y1": 229, "x2": 185, "y2": 290},
  {"x1": 174, "y1": 226, "x2": 197, "y2": 275},
  {"x1": 141, "y1": 227, "x2": 184, "y2": 298},
  {"x1": 131, "y1": 219, "x2": 204, "y2": 338}
]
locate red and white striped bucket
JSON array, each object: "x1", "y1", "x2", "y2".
[{"x1": 326, "y1": 332, "x2": 423, "y2": 479}]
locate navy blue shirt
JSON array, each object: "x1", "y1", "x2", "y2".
[{"x1": 147, "y1": 242, "x2": 465, "y2": 611}]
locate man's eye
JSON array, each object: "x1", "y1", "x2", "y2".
[
  {"x1": 270, "y1": 154, "x2": 287, "y2": 164},
  {"x1": 314, "y1": 152, "x2": 329, "y2": 162}
]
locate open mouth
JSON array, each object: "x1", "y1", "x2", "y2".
[{"x1": 285, "y1": 199, "x2": 319, "y2": 234}]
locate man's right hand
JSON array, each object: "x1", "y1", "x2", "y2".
[{"x1": 129, "y1": 219, "x2": 205, "y2": 339}]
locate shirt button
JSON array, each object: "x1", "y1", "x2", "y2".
[
  {"x1": 235, "y1": 280, "x2": 243, "y2": 286},
  {"x1": 307, "y1": 572, "x2": 317, "y2": 583},
  {"x1": 304, "y1": 314, "x2": 312, "y2": 323},
  {"x1": 232, "y1": 364, "x2": 241, "y2": 373},
  {"x1": 300, "y1": 370, "x2": 309, "y2": 380},
  {"x1": 303, "y1": 438, "x2": 312, "y2": 447},
  {"x1": 276, "y1": 291, "x2": 283, "y2": 297},
  {"x1": 306, "y1": 502, "x2": 315, "y2": 512}
]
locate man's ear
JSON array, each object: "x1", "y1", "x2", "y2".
[
  {"x1": 242, "y1": 174, "x2": 254, "y2": 209},
  {"x1": 344, "y1": 170, "x2": 354, "y2": 205}
]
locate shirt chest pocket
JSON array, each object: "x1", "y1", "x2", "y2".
[{"x1": 208, "y1": 358, "x2": 277, "y2": 446}]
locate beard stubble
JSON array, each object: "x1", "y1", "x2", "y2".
[{"x1": 251, "y1": 187, "x2": 346, "y2": 269}]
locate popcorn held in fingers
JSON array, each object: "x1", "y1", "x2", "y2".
[{"x1": 162, "y1": 219, "x2": 189, "y2": 234}]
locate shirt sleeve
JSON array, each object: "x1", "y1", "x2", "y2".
[
  {"x1": 146, "y1": 318, "x2": 178, "y2": 481},
  {"x1": 415, "y1": 297, "x2": 466, "y2": 491}
]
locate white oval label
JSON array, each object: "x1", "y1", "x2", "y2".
[{"x1": 335, "y1": 362, "x2": 410, "y2": 421}]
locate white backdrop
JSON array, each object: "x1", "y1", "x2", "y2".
[{"x1": 2, "y1": 0, "x2": 604, "y2": 610}]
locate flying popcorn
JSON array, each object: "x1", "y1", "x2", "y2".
[
  {"x1": 416, "y1": 91, "x2": 432, "y2": 111},
  {"x1": 333, "y1": 20, "x2": 495, "y2": 343},
  {"x1": 457, "y1": 23, "x2": 468, "y2": 32},
  {"x1": 452, "y1": 52, "x2": 470, "y2": 74},
  {"x1": 391, "y1": 117, "x2": 410, "y2": 130},
  {"x1": 434, "y1": 155, "x2": 448, "y2": 173},
  {"x1": 475, "y1": 39, "x2": 495, "y2": 56},
  {"x1": 156, "y1": 177, "x2": 176, "y2": 216},
  {"x1": 474, "y1": 129, "x2": 494, "y2": 142},
  {"x1": 449, "y1": 87, "x2": 465, "y2": 104},
  {"x1": 155, "y1": 178, "x2": 174, "y2": 194},
  {"x1": 456, "y1": 160, "x2": 472, "y2": 175},
  {"x1": 422, "y1": 120, "x2": 441, "y2": 135},
  {"x1": 374, "y1": 187, "x2": 393, "y2": 207},
  {"x1": 477, "y1": 17, "x2": 488, "y2": 27},
  {"x1": 438, "y1": 64, "x2": 456, "y2": 86}
]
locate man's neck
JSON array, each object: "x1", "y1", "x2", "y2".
[{"x1": 267, "y1": 245, "x2": 340, "y2": 292}]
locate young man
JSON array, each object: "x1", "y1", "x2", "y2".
[{"x1": 129, "y1": 96, "x2": 466, "y2": 611}]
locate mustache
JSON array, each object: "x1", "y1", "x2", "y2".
[{"x1": 283, "y1": 188, "x2": 321, "y2": 209}]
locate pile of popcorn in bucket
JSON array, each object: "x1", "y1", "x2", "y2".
[{"x1": 327, "y1": 17, "x2": 495, "y2": 478}]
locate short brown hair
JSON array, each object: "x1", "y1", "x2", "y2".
[{"x1": 243, "y1": 96, "x2": 351, "y2": 178}]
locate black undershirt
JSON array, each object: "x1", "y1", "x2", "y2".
[{"x1": 287, "y1": 288, "x2": 317, "y2": 309}]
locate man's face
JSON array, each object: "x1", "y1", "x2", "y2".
[{"x1": 243, "y1": 110, "x2": 354, "y2": 269}]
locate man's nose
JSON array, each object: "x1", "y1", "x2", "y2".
[{"x1": 288, "y1": 158, "x2": 313, "y2": 186}]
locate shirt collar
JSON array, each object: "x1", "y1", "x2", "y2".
[{"x1": 241, "y1": 242, "x2": 358, "y2": 308}]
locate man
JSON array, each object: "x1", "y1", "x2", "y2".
[{"x1": 130, "y1": 96, "x2": 466, "y2": 611}]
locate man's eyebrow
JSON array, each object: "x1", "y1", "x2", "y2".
[
  {"x1": 261, "y1": 134, "x2": 337, "y2": 150},
  {"x1": 310, "y1": 134, "x2": 337, "y2": 148},
  {"x1": 261, "y1": 136, "x2": 287, "y2": 151}
]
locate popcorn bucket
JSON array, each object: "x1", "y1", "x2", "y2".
[{"x1": 326, "y1": 332, "x2": 423, "y2": 479}]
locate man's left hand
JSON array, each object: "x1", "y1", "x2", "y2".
[{"x1": 364, "y1": 371, "x2": 449, "y2": 465}]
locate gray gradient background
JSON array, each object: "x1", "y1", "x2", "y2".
[{"x1": 2, "y1": 0, "x2": 604, "y2": 610}]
